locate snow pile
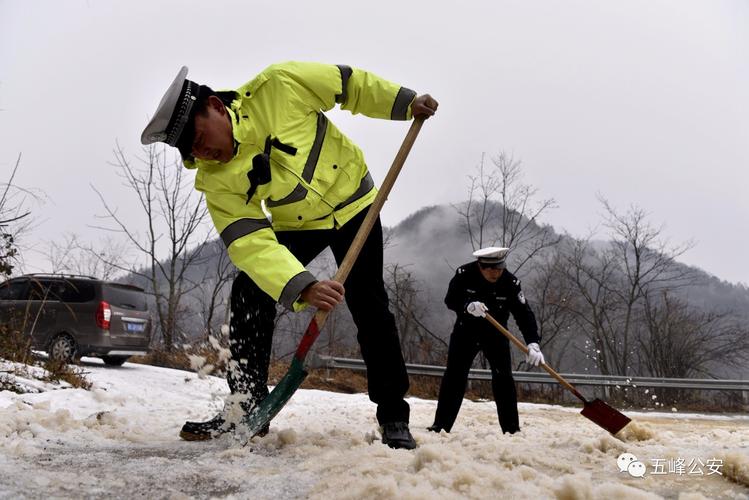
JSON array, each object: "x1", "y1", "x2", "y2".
[
  {"x1": 720, "y1": 452, "x2": 749, "y2": 487},
  {"x1": 615, "y1": 420, "x2": 656, "y2": 442},
  {"x1": 1, "y1": 357, "x2": 748, "y2": 499},
  {"x1": 0, "y1": 359, "x2": 73, "y2": 393}
]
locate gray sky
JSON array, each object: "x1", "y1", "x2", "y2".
[{"x1": 1, "y1": 0, "x2": 748, "y2": 284}]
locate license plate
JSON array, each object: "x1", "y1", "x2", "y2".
[{"x1": 124, "y1": 322, "x2": 145, "y2": 333}]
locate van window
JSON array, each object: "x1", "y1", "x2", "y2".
[
  {"x1": 0, "y1": 280, "x2": 27, "y2": 300},
  {"x1": 102, "y1": 284, "x2": 147, "y2": 311},
  {"x1": 27, "y1": 279, "x2": 53, "y2": 301},
  {"x1": 59, "y1": 280, "x2": 96, "y2": 303}
]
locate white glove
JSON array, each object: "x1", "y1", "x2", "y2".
[
  {"x1": 526, "y1": 343, "x2": 545, "y2": 367},
  {"x1": 466, "y1": 301, "x2": 488, "y2": 318}
]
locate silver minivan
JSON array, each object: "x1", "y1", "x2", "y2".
[{"x1": 0, "y1": 274, "x2": 151, "y2": 365}]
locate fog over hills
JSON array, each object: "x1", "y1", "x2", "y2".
[
  {"x1": 384, "y1": 203, "x2": 749, "y2": 314},
  {"x1": 381, "y1": 204, "x2": 749, "y2": 379},
  {"x1": 131, "y1": 202, "x2": 749, "y2": 379}
]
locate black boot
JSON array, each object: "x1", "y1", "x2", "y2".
[
  {"x1": 180, "y1": 408, "x2": 270, "y2": 441},
  {"x1": 380, "y1": 422, "x2": 417, "y2": 450},
  {"x1": 426, "y1": 423, "x2": 444, "y2": 433},
  {"x1": 180, "y1": 413, "x2": 234, "y2": 441}
]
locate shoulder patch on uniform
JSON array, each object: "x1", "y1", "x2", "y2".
[{"x1": 457, "y1": 268, "x2": 465, "y2": 275}]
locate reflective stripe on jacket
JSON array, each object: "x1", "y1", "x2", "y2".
[{"x1": 187, "y1": 62, "x2": 416, "y2": 311}]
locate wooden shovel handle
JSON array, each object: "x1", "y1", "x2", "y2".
[
  {"x1": 484, "y1": 313, "x2": 587, "y2": 402},
  {"x1": 312, "y1": 118, "x2": 425, "y2": 329}
]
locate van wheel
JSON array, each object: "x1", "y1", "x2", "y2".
[
  {"x1": 49, "y1": 335, "x2": 78, "y2": 363},
  {"x1": 102, "y1": 356, "x2": 129, "y2": 366}
]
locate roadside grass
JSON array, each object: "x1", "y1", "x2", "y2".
[{"x1": 0, "y1": 322, "x2": 90, "y2": 391}]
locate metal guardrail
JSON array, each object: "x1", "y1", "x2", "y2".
[{"x1": 314, "y1": 356, "x2": 749, "y2": 392}]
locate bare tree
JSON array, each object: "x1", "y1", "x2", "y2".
[
  {"x1": 385, "y1": 263, "x2": 448, "y2": 364},
  {"x1": 556, "y1": 235, "x2": 622, "y2": 375},
  {"x1": 601, "y1": 196, "x2": 695, "y2": 352},
  {"x1": 492, "y1": 153, "x2": 560, "y2": 272},
  {"x1": 559, "y1": 199, "x2": 695, "y2": 376},
  {"x1": 0, "y1": 154, "x2": 34, "y2": 278},
  {"x1": 524, "y1": 251, "x2": 577, "y2": 370},
  {"x1": 193, "y1": 240, "x2": 236, "y2": 341},
  {"x1": 457, "y1": 153, "x2": 502, "y2": 251},
  {"x1": 456, "y1": 152, "x2": 559, "y2": 274},
  {"x1": 43, "y1": 232, "x2": 128, "y2": 280},
  {"x1": 638, "y1": 290, "x2": 749, "y2": 378},
  {"x1": 92, "y1": 143, "x2": 211, "y2": 349}
]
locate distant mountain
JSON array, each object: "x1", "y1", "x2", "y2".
[
  {"x1": 383, "y1": 204, "x2": 749, "y2": 378},
  {"x1": 385, "y1": 204, "x2": 749, "y2": 312},
  {"x1": 130, "y1": 202, "x2": 749, "y2": 378}
]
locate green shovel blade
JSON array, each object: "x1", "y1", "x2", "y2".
[{"x1": 238, "y1": 357, "x2": 307, "y2": 441}]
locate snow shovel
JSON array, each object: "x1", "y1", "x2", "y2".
[
  {"x1": 239, "y1": 118, "x2": 426, "y2": 441},
  {"x1": 484, "y1": 313, "x2": 631, "y2": 435}
]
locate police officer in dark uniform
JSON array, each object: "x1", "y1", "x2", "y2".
[{"x1": 428, "y1": 247, "x2": 544, "y2": 434}]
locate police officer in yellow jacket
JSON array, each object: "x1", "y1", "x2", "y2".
[{"x1": 141, "y1": 62, "x2": 438, "y2": 449}]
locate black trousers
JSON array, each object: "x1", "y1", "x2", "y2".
[
  {"x1": 433, "y1": 323, "x2": 519, "y2": 433},
  {"x1": 227, "y1": 208, "x2": 410, "y2": 424}
]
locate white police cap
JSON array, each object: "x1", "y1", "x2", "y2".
[
  {"x1": 472, "y1": 246, "x2": 509, "y2": 266},
  {"x1": 140, "y1": 66, "x2": 200, "y2": 156}
]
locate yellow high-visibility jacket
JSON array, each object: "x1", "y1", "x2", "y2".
[{"x1": 186, "y1": 62, "x2": 416, "y2": 311}]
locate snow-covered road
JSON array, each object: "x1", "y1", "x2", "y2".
[{"x1": 1, "y1": 358, "x2": 747, "y2": 499}]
